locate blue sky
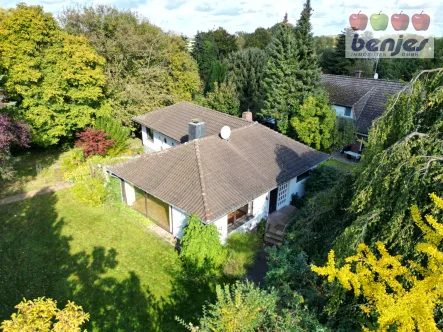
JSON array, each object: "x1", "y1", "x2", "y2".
[{"x1": 3, "y1": 0, "x2": 443, "y2": 37}]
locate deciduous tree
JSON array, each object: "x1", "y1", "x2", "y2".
[
  {"x1": 290, "y1": 94, "x2": 336, "y2": 150},
  {"x1": 75, "y1": 128, "x2": 114, "y2": 158},
  {"x1": 0, "y1": 112, "x2": 30, "y2": 179},
  {"x1": 0, "y1": 4, "x2": 109, "y2": 146},
  {"x1": 179, "y1": 215, "x2": 226, "y2": 278},
  {"x1": 200, "y1": 83, "x2": 240, "y2": 116},
  {"x1": 313, "y1": 194, "x2": 443, "y2": 331},
  {"x1": 61, "y1": 5, "x2": 200, "y2": 127}
]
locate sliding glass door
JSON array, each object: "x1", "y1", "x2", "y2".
[{"x1": 128, "y1": 186, "x2": 170, "y2": 232}]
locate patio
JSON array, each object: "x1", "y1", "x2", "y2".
[{"x1": 264, "y1": 205, "x2": 298, "y2": 245}]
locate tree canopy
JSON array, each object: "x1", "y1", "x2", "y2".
[
  {"x1": 61, "y1": 5, "x2": 200, "y2": 127},
  {"x1": 225, "y1": 48, "x2": 267, "y2": 114},
  {"x1": 0, "y1": 4, "x2": 109, "y2": 146}
]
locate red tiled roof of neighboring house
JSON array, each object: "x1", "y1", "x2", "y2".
[{"x1": 108, "y1": 122, "x2": 329, "y2": 223}]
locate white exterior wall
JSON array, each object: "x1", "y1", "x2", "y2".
[
  {"x1": 124, "y1": 181, "x2": 136, "y2": 206},
  {"x1": 288, "y1": 176, "x2": 306, "y2": 201},
  {"x1": 171, "y1": 206, "x2": 188, "y2": 239},
  {"x1": 213, "y1": 215, "x2": 228, "y2": 243},
  {"x1": 141, "y1": 125, "x2": 179, "y2": 152}
]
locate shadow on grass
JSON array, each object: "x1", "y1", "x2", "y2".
[
  {"x1": 0, "y1": 147, "x2": 64, "y2": 198},
  {"x1": 0, "y1": 190, "x2": 215, "y2": 331}
]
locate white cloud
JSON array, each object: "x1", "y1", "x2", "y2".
[{"x1": 2, "y1": 0, "x2": 442, "y2": 36}]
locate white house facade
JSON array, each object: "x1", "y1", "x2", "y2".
[
  {"x1": 119, "y1": 172, "x2": 310, "y2": 242},
  {"x1": 108, "y1": 102, "x2": 329, "y2": 243},
  {"x1": 141, "y1": 125, "x2": 179, "y2": 152}
]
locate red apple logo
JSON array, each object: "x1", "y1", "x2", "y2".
[
  {"x1": 412, "y1": 11, "x2": 430, "y2": 31},
  {"x1": 349, "y1": 11, "x2": 368, "y2": 31},
  {"x1": 391, "y1": 11, "x2": 409, "y2": 31}
]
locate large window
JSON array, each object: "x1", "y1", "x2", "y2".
[
  {"x1": 146, "y1": 193, "x2": 170, "y2": 231},
  {"x1": 132, "y1": 187, "x2": 147, "y2": 216},
  {"x1": 129, "y1": 186, "x2": 170, "y2": 231},
  {"x1": 228, "y1": 203, "x2": 251, "y2": 226}
]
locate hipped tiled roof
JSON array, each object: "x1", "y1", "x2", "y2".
[
  {"x1": 133, "y1": 102, "x2": 252, "y2": 142},
  {"x1": 108, "y1": 122, "x2": 329, "y2": 223},
  {"x1": 321, "y1": 74, "x2": 404, "y2": 135}
]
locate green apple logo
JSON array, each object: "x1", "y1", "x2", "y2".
[{"x1": 370, "y1": 11, "x2": 389, "y2": 31}]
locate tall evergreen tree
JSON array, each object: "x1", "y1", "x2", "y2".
[
  {"x1": 225, "y1": 48, "x2": 267, "y2": 114},
  {"x1": 323, "y1": 28, "x2": 355, "y2": 75},
  {"x1": 260, "y1": 20, "x2": 302, "y2": 133},
  {"x1": 293, "y1": 0, "x2": 322, "y2": 101}
]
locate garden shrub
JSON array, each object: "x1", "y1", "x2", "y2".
[
  {"x1": 75, "y1": 128, "x2": 115, "y2": 157},
  {"x1": 95, "y1": 116, "x2": 130, "y2": 156},
  {"x1": 223, "y1": 232, "x2": 261, "y2": 278},
  {"x1": 180, "y1": 215, "x2": 226, "y2": 278},
  {"x1": 70, "y1": 177, "x2": 106, "y2": 207},
  {"x1": 291, "y1": 193, "x2": 305, "y2": 208},
  {"x1": 60, "y1": 148, "x2": 85, "y2": 177},
  {"x1": 104, "y1": 175, "x2": 123, "y2": 205},
  {"x1": 178, "y1": 281, "x2": 277, "y2": 331}
]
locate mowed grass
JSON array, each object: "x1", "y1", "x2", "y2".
[
  {"x1": 0, "y1": 189, "x2": 194, "y2": 331},
  {"x1": 323, "y1": 158, "x2": 355, "y2": 172},
  {"x1": 0, "y1": 148, "x2": 66, "y2": 198}
]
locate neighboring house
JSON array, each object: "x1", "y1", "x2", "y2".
[
  {"x1": 107, "y1": 102, "x2": 329, "y2": 242},
  {"x1": 134, "y1": 102, "x2": 253, "y2": 152},
  {"x1": 321, "y1": 73, "x2": 404, "y2": 154}
]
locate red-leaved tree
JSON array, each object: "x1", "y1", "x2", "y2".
[
  {"x1": 0, "y1": 113, "x2": 30, "y2": 179},
  {"x1": 75, "y1": 128, "x2": 115, "y2": 157}
]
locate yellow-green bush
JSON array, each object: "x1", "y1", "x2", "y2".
[{"x1": 70, "y1": 178, "x2": 106, "y2": 207}]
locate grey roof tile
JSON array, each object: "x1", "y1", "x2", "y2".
[
  {"x1": 133, "y1": 102, "x2": 251, "y2": 142},
  {"x1": 108, "y1": 122, "x2": 329, "y2": 223},
  {"x1": 321, "y1": 74, "x2": 404, "y2": 135}
]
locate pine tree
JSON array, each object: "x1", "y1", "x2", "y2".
[
  {"x1": 225, "y1": 48, "x2": 267, "y2": 114},
  {"x1": 292, "y1": 0, "x2": 322, "y2": 101},
  {"x1": 324, "y1": 28, "x2": 355, "y2": 75},
  {"x1": 260, "y1": 20, "x2": 302, "y2": 133}
]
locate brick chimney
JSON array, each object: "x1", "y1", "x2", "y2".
[
  {"x1": 188, "y1": 119, "x2": 205, "y2": 140},
  {"x1": 242, "y1": 111, "x2": 253, "y2": 121},
  {"x1": 355, "y1": 69, "x2": 362, "y2": 78}
]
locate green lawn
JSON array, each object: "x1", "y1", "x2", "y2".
[
  {"x1": 0, "y1": 148, "x2": 66, "y2": 198},
  {"x1": 0, "y1": 189, "x2": 207, "y2": 331},
  {"x1": 323, "y1": 158, "x2": 355, "y2": 172}
]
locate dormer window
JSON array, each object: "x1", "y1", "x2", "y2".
[{"x1": 332, "y1": 105, "x2": 353, "y2": 119}]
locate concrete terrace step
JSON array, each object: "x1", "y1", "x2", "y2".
[
  {"x1": 265, "y1": 231, "x2": 284, "y2": 242},
  {"x1": 264, "y1": 235, "x2": 282, "y2": 246}
]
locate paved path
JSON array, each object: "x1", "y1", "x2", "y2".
[{"x1": 0, "y1": 182, "x2": 72, "y2": 206}]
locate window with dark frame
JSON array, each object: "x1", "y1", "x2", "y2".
[
  {"x1": 227, "y1": 202, "x2": 252, "y2": 225},
  {"x1": 296, "y1": 170, "x2": 311, "y2": 182},
  {"x1": 146, "y1": 127, "x2": 154, "y2": 140}
]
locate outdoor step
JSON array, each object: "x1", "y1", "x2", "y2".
[
  {"x1": 264, "y1": 235, "x2": 282, "y2": 246},
  {"x1": 265, "y1": 231, "x2": 284, "y2": 241}
]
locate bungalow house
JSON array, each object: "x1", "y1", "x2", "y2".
[
  {"x1": 321, "y1": 73, "x2": 404, "y2": 156},
  {"x1": 107, "y1": 102, "x2": 329, "y2": 242}
]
